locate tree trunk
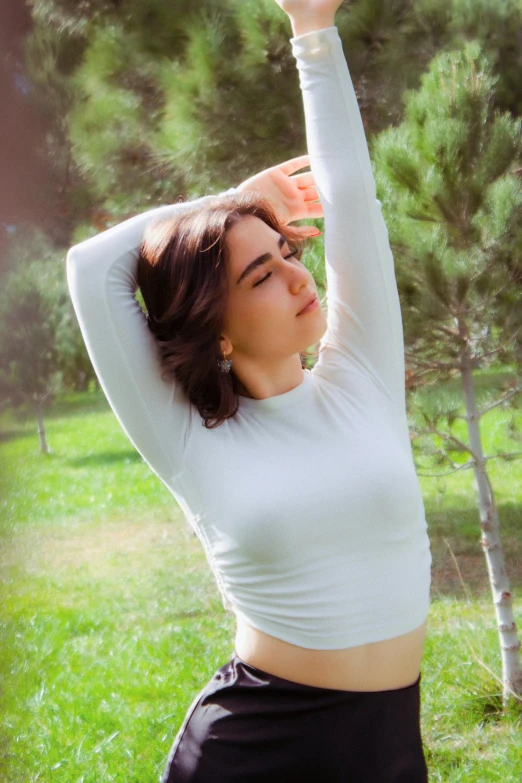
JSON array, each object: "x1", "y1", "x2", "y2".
[
  {"x1": 460, "y1": 357, "x2": 522, "y2": 703},
  {"x1": 35, "y1": 395, "x2": 49, "y2": 454}
]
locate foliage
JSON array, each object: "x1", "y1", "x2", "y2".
[
  {"x1": 373, "y1": 40, "x2": 522, "y2": 700},
  {"x1": 4, "y1": 0, "x2": 521, "y2": 405},
  {"x1": 0, "y1": 259, "x2": 61, "y2": 410},
  {"x1": 0, "y1": 230, "x2": 94, "y2": 411},
  {"x1": 19, "y1": 0, "x2": 522, "y2": 230},
  {"x1": 373, "y1": 41, "x2": 522, "y2": 380}
]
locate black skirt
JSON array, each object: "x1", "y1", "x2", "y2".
[{"x1": 162, "y1": 653, "x2": 428, "y2": 783}]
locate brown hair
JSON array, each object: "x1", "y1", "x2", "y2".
[{"x1": 137, "y1": 192, "x2": 309, "y2": 429}]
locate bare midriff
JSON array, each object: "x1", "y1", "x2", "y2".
[{"x1": 234, "y1": 619, "x2": 427, "y2": 692}]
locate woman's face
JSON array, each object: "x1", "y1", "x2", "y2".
[{"x1": 221, "y1": 215, "x2": 327, "y2": 363}]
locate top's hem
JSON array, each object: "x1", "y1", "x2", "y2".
[{"x1": 232, "y1": 603, "x2": 430, "y2": 652}]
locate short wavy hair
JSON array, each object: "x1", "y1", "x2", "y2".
[{"x1": 137, "y1": 192, "x2": 309, "y2": 429}]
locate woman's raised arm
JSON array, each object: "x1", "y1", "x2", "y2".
[{"x1": 277, "y1": 0, "x2": 407, "y2": 414}]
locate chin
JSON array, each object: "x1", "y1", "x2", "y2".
[
  {"x1": 299, "y1": 327, "x2": 327, "y2": 356},
  {"x1": 311, "y1": 319, "x2": 328, "y2": 345}
]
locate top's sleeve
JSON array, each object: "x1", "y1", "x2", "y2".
[
  {"x1": 66, "y1": 196, "x2": 224, "y2": 481},
  {"x1": 291, "y1": 27, "x2": 406, "y2": 414}
]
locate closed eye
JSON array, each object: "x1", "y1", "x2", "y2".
[
  {"x1": 253, "y1": 251, "x2": 300, "y2": 288},
  {"x1": 253, "y1": 272, "x2": 272, "y2": 288}
]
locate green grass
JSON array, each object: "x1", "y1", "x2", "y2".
[{"x1": 1, "y1": 380, "x2": 521, "y2": 782}]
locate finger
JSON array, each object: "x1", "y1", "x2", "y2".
[
  {"x1": 294, "y1": 225, "x2": 323, "y2": 239},
  {"x1": 305, "y1": 202, "x2": 324, "y2": 219},
  {"x1": 291, "y1": 171, "x2": 315, "y2": 189},
  {"x1": 277, "y1": 154, "x2": 311, "y2": 176},
  {"x1": 301, "y1": 186, "x2": 320, "y2": 202}
]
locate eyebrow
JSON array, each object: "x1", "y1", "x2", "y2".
[{"x1": 236, "y1": 234, "x2": 286, "y2": 286}]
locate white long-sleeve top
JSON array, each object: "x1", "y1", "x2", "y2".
[{"x1": 66, "y1": 27, "x2": 431, "y2": 650}]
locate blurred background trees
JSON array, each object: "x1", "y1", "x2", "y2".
[
  {"x1": 1, "y1": 0, "x2": 521, "y2": 412},
  {"x1": 16, "y1": 0, "x2": 522, "y2": 232},
  {"x1": 0, "y1": 229, "x2": 96, "y2": 449}
]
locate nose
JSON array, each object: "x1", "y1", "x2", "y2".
[{"x1": 288, "y1": 262, "x2": 310, "y2": 295}]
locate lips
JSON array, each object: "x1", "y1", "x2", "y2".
[{"x1": 297, "y1": 294, "x2": 318, "y2": 316}]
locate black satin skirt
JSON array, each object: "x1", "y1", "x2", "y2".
[{"x1": 162, "y1": 653, "x2": 428, "y2": 783}]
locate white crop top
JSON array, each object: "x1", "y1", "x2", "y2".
[{"x1": 66, "y1": 27, "x2": 431, "y2": 650}]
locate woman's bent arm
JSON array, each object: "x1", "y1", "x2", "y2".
[{"x1": 66, "y1": 198, "x2": 219, "y2": 482}]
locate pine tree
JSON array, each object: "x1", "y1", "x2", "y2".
[
  {"x1": 373, "y1": 40, "x2": 522, "y2": 703},
  {"x1": 22, "y1": 0, "x2": 522, "y2": 233},
  {"x1": 0, "y1": 232, "x2": 93, "y2": 448},
  {"x1": 0, "y1": 264, "x2": 59, "y2": 453}
]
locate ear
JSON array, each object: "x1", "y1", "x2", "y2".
[{"x1": 219, "y1": 335, "x2": 233, "y2": 357}]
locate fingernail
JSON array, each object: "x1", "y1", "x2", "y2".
[{"x1": 310, "y1": 230, "x2": 322, "y2": 236}]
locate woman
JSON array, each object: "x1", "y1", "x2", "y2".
[{"x1": 67, "y1": 0, "x2": 432, "y2": 780}]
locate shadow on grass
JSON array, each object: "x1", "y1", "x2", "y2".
[
  {"x1": 68, "y1": 450, "x2": 142, "y2": 468},
  {"x1": 1, "y1": 392, "x2": 110, "y2": 428},
  {"x1": 427, "y1": 500, "x2": 521, "y2": 544},
  {"x1": 44, "y1": 393, "x2": 110, "y2": 419},
  {"x1": 0, "y1": 429, "x2": 35, "y2": 444},
  {"x1": 445, "y1": 664, "x2": 522, "y2": 725}
]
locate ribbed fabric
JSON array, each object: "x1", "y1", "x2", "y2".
[{"x1": 66, "y1": 27, "x2": 431, "y2": 650}]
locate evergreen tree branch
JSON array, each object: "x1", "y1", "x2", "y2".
[
  {"x1": 407, "y1": 358, "x2": 459, "y2": 372},
  {"x1": 465, "y1": 281, "x2": 518, "y2": 315},
  {"x1": 469, "y1": 255, "x2": 496, "y2": 283},
  {"x1": 431, "y1": 324, "x2": 460, "y2": 340},
  {"x1": 417, "y1": 460, "x2": 475, "y2": 478},
  {"x1": 479, "y1": 384, "x2": 522, "y2": 417},
  {"x1": 424, "y1": 420, "x2": 477, "y2": 460},
  {"x1": 474, "y1": 328, "x2": 522, "y2": 366},
  {"x1": 473, "y1": 346, "x2": 505, "y2": 363},
  {"x1": 484, "y1": 452, "x2": 522, "y2": 463},
  {"x1": 414, "y1": 437, "x2": 462, "y2": 471}
]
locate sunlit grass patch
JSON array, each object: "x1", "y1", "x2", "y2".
[
  {"x1": 1, "y1": 515, "x2": 235, "y2": 783},
  {"x1": 422, "y1": 593, "x2": 522, "y2": 782}
]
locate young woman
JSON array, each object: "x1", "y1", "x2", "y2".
[{"x1": 67, "y1": 0, "x2": 432, "y2": 780}]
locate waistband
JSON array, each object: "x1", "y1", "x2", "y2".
[{"x1": 228, "y1": 652, "x2": 421, "y2": 695}]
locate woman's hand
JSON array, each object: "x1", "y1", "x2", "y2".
[
  {"x1": 272, "y1": 0, "x2": 344, "y2": 36},
  {"x1": 236, "y1": 155, "x2": 323, "y2": 239},
  {"x1": 273, "y1": 0, "x2": 344, "y2": 16}
]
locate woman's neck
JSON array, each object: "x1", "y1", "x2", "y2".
[{"x1": 234, "y1": 354, "x2": 304, "y2": 400}]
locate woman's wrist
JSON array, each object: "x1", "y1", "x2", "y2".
[{"x1": 288, "y1": 13, "x2": 335, "y2": 37}]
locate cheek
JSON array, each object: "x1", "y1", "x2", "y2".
[{"x1": 226, "y1": 293, "x2": 285, "y2": 346}]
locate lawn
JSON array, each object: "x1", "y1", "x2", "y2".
[{"x1": 1, "y1": 374, "x2": 521, "y2": 782}]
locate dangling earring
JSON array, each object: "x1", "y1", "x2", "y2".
[{"x1": 217, "y1": 350, "x2": 232, "y2": 373}]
